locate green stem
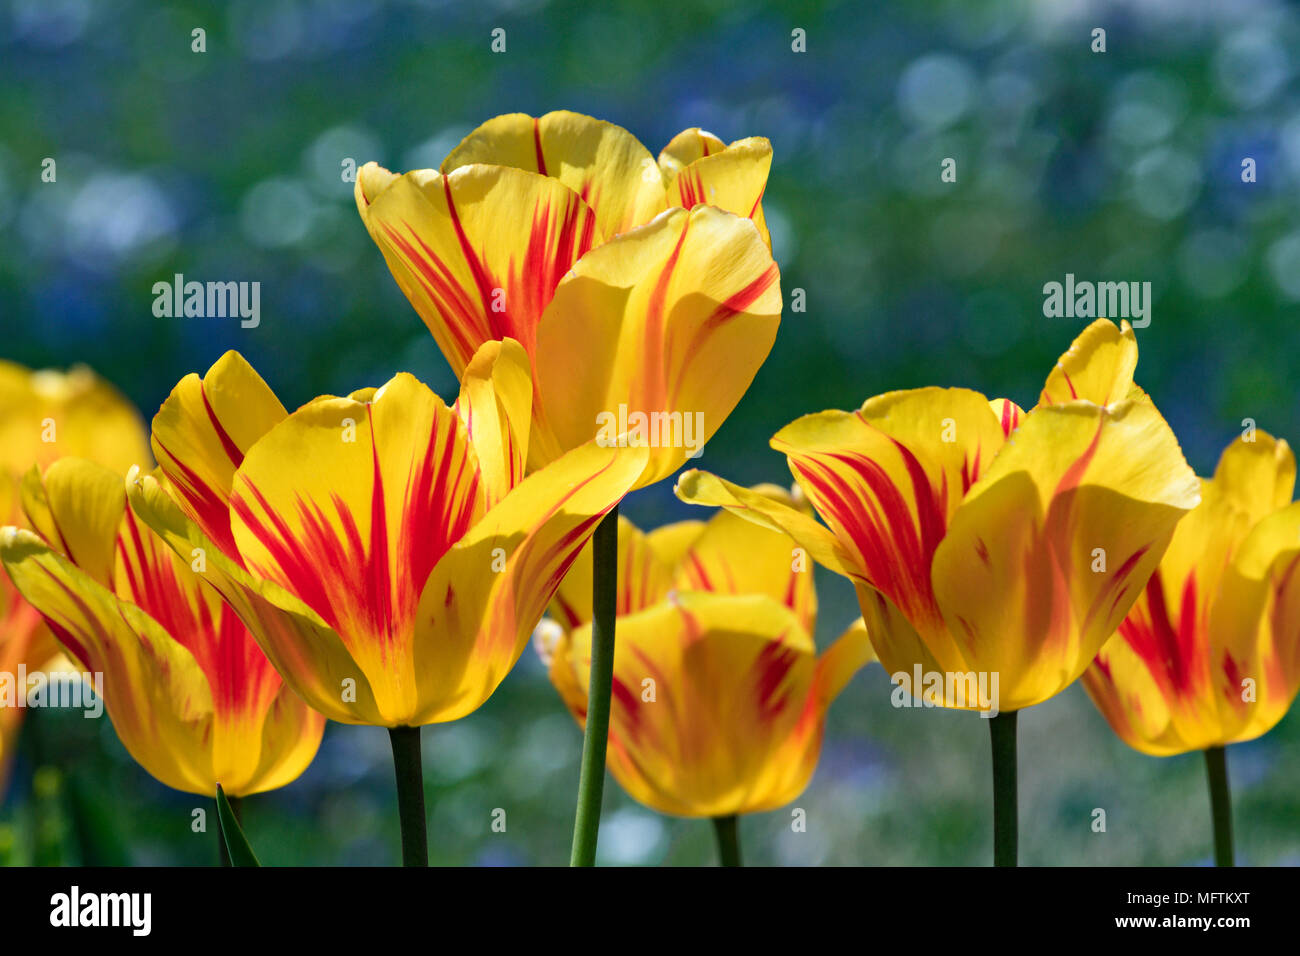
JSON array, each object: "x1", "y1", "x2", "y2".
[
  {"x1": 1204, "y1": 746, "x2": 1234, "y2": 867},
  {"x1": 217, "y1": 795, "x2": 241, "y2": 867},
  {"x1": 388, "y1": 726, "x2": 428, "y2": 867},
  {"x1": 713, "y1": 815, "x2": 742, "y2": 866},
  {"x1": 570, "y1": 505, "x2": 619, "y2": 866},
  {"x1": 989, "y1": 710, "x2": 1018, "y2": 867}
]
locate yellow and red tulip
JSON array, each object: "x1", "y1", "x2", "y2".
[
  {"x1": 1083, "y1": 432, "x2": 1300, "y2": 755},
  {"x1": 353, "y1": 110, "x2": 781, "y2": 488},
  {"x1": 0, "y1": 458, "x2": 324, "y2": 797},
  {"x1": 127, "y1": 341, "x2": 647, "y2": 728},
  {"x1": 0, "y1": 361, "x2": 151, "y2": 795},
  {"x1": 676, "y1": 319, "x2": 1201, "y2": 714},
  {"x1": 537, "y1": 488, "x2": 873, "y2": 820}
]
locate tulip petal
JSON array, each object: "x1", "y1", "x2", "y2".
[
  {"x1": 550, "y1": 514, "x2": 693, "y2": 631},
  {"x1": 533, "y1": 204, "x2": 781, "y2": 484},
  {"x1": 1208, "y1": 501, "x2": 1300, "y2": 742},
  {"x1": 440, "y1": 110, "x2": 668, "y2": 238},
  {"x1": 0, "y1": 360, "x2": 151, "y2": 477},
  {"x1": 452, "y1": 338, "x2": 532, "y2": 507},
  {"x1": 127, "y1": 470, "x2": 385, "y2": 725},
  {"x1": 770, "y1": 389, "x2": 1005, "y2": 644},
  {"x1": 815, "y1": 616, "x2": 877, "y2": 705},
  {"x1": 1212, "y1": 431, "x2": 1296, "y2": 522},
  {"x1": 665, "y1": 136, "x2": 773, "y2": 248},
  {"x1": 0, "y1": 527, "x2": 216, "y2": 794},
  {"x1": 674, "y1": 468, "x2": 854, "y2": 576},
  {"x1": 989, "y1": 397, "x2": 1025, "y2": 438},
  {"x1": 551, "y1": 592, "x2": 842, "y2": 817},
  {"x1": 151, "y1": 352, "x2": 288, "y2": 559},
  {"x1": 356, "y1": 162, "x2": 599, "y2": 375},
  {"x1": 657, "y1": 128, "x2": 728, "y2": 177},
  {"x1": 1040, "y1": 319, "x2": 1137, "y2": 407},
  {"x1": 409, "y1": 440, "x2": 648, "y2": 724},
  {"x1": 229, "y1": 374, "x2": 486, "y2": 724},
  {"x1": 19, "y1": 459, "x2": 125, "y2": 588},
  {"x1": 675, "y1": 495, "x2": 816, "y2": 635},
  {"x1": 930, "y1": 398, "x2": 1199, "y2": 710},
  {"x1": 1083, "y1": 631, "x2": 1182, "y2": 755}
]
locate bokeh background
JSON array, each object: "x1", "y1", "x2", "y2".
[{"x1": 2, "y1": 0, "x2": 1299, "y2": 865}]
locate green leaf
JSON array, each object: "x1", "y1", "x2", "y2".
[{"x1": 216, "y1": 785, "x2": 260, "y2": 867}]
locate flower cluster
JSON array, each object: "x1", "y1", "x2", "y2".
[{"x1": 2, "y1": 112, "x2": 1297, "y2": 868}]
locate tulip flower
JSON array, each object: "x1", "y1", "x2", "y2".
[
  {"x1": 1083, "y1": 431, "x2": 1300, "y2": 865},
  {"x1": 0, "y1": 459, "x2": 325, "y2": 804},
  {"x1": 126, "y1": 342, "x2": 647, "y2": 864},
  {"x1": 355, "y1": 109, "x2": 781, "y2": 864},
  {"x1": 676, "y1": 319, "x2": 1201, "y2": 864},
  {"x1": 354, "y1": 111, "x2": 779, "y2": 488},
  {"x1": 536, "y1": 487, "x2": 872, "y2": 864},
  {"x1": 0, "y1": 360, "x2": 150, "y2": 796}
]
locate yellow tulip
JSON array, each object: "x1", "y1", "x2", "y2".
[
  {"x1": 127, "y1": 340, "x2": 647, "y2": 728},
  {"x1": 0, "y1": 459, "x2": 324, "y2": 797},
  {"x1": 537, "y1": 488, "x2": 873, "y2": 818},
  {"x1": 1084, "y1": 432, "x2": 1300, "y2": 755},
  {"x1": 0, "y1": 361, "x2": 151, "y2": 794},
  {"x1": 354, "y1": 110, "x2": 781, "y2": 488},
  {"x1": 676, "y1": 319, "x2": 1201, "y2": 714}
]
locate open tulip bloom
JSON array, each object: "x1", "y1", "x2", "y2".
[
  {"x1": 536, "y1": 487, "x2": 874, "y2": 863},
  {"x1": 0, "y1": 460, "x2": 325, "y2": 833},
  {"x1": 355, "y1": 110, "x2": 781, "y2": 863},
  {"x1": 0, "y1": 361, "x2": 151, "y2": 797},
  {"x1": 1083, "y1": 432, "x2": 1300, "y2": 865},
  {"x1": 122, "y1": 341, "x2": 646, "y2": 864},
  {"x1": 676, "y1": 319, "x2": 1202, "y2": 864}
]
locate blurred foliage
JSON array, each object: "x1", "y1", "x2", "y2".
[{"x1": 1, "y1": 0, "x2": 1299, "y2": 865}]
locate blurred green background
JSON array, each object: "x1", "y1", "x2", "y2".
[{"x1": 1, "y1": 0, "x2": 1298, "y2": 865}]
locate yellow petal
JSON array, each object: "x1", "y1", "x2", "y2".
[
  {"x1": 816, "y1": 616, "x2": 877, "y2": 705},
  {"x1": 929, "y1": 398, "x2": 1199, "y2": 711},
  {"x1": 665, "y1": 136, "x2": 773, "y2": 248},
  {"x1": 674, "y1": 468, "x2": 854, "y2": 576},
  {"x1": 547, "y1": 592, "x2": 858, "y2": 817},
  {"x1": 355, "y1": 161, "x2": 598, "y2": 375},
  {"x1": 151, "y1": 351, "x2": 288, "y2": 559},
  {"x1": 453, "y1": 338, "x2": 533, "y2": 507},
  {"x1": 1208, "y1": 500, "x2": 1300, "y2": 744},
  {"x1": 127, "y1": 470, "x2": 385, "y2": 726},
  {"x1": 989, "y1": 397, "x2": 1025, "y2": 437},
  {"x1": 1081, "y1": 433, "x2": 1295, "y2": 754},
  {"x1": 674, "y1": 490, "x2": 816, "y2": 635},
  {"x1": 1083, "y1": 630, "x2": 1184, "y2": 756},
  {"x1": 769, "y1": 389, "x2": 1005, "y2": 655},
  {"x1": 229, "y1": 373, "x2": 486, "y2": 725},
  {"x1": 441, "y1": 110, "x2": 668, "y2": 238},
  {"x1": 1211, "y1": 431, "x2": 1296, "y2": 522},
  {"x1": 15, "y1": 458, "x2": 324, "y2": 794},
  {"x1": 0, "y1": 527, "x2": 216, "y2": 794},
  {"x1": 533, "y1": 204, "x2": 781, "y2": 485},
  {"x1": 0, "y1": 361, "x2": 151, "y2": 478},
  {"x1": 19, "y1": 459, "x2": 125, "y2": 588},
  {"x1": 1039, "y1": 319, "x2": 1138, "y2": 407},
  {"x1": 657, "y1": 127, "x2": 728, "y2": 177},
  {"x1": 409, "y1": 439, "x2": 648, "y2": 724},
  {"x1": 549, "y1": 514, "x2": 692, "y2": 631}
]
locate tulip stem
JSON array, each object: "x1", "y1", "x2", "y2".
[
  {"x1": 989, "y1": 710, "x2": 1017, "y2": 867},
  {"x1": 388, "y1": 726, "x2": 428, "y2": 867},
  {"x1": 713, "y1": 815, "x2": 742, "y2": 866},
  {"x1": 1204, "y1": 746, "x2": 1234, "y2": 867},
  {"x1": 570, "y1": 505, "x2": 619, "y2": 866},
  {"x1": 217, "y1": 795, "x2": 242, "y2": 867}
]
